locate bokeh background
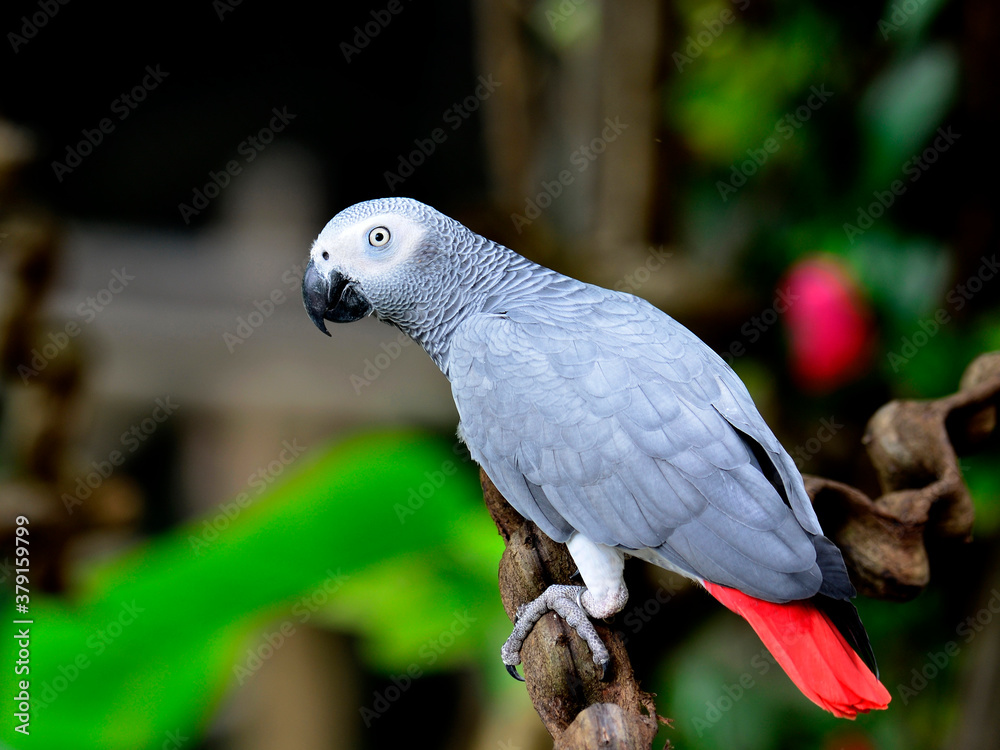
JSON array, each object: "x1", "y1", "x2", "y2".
[{"x1": 2, "y1": 0, "x2": 999, "y2": 748}]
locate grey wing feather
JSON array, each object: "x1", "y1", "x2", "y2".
[{"x1": 448, "y1": 284, "x2": 826, "y2": 603}]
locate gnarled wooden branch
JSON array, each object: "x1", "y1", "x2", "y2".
[
  {"x1": 480, "y1": 473, "x2": 663, "y2": 747},
  {"x1": 808, "y1": 351, "x2": 1000, "y2": 601}
]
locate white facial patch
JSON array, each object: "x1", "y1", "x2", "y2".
[{"x1": 313, "y1": 212, "x2": 427, "y2": 278}]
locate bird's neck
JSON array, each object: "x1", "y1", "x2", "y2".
[{"x1": 398, "y1": 241, "x2": 541, "y2": 374}]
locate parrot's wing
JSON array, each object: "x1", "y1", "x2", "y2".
[{"x1": 448, "y1": 287, "x2": 827, "y2": 602}]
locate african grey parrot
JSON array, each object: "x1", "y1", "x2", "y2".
[{"x1": 301, "y1": 197, "x2": 890, "y2": 717}]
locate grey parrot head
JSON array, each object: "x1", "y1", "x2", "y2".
[{"x1": 302, "y1": 197, "x2": 474, "y2": 336}]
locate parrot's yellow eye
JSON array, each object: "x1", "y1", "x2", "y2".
[{"x1": 368, "y1": 226, "x2": 391, "y2": 247}]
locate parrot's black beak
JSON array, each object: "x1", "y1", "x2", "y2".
[{"x1": 302, "y1": 259, "x2": 373, "y2": 336}]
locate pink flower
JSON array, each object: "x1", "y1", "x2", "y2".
[{"x1": 781, "y1": 257, "x2": 874, "y2": 392}]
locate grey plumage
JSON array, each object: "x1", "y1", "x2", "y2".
[
  {"x1": 447, "y1": 257, "x2": 841, "y2": 603},
  {"x1": 304, "y1": 197, "x2": 855, "y2": 611}
]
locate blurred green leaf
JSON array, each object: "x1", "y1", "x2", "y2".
[
  {"x1": 858, "y1": 43, "x2": 959, "y2": 189},
  {"x1": 669, "y1": 7, "x2": 836, "y2": 163},
  {"x1": 964, "y1": 453, "x2": 1000, "y2": 536},
  {"x1": 656, "y1": 614, "x2": 846, "y2": 750},
  {"x1": 839, "y1": 230, "x2": 951, "y2": 324},
  {"x1": 530, "y1": 0, "x2": 601, "y2": 50},
  {"x1": 1, "y1": 430, "x2": 505, "y2": 750},
  {"x1": 878, "y1": 0, "x2": 951, "y2": 51}
]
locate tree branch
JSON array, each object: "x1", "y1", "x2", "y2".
[
  {"x1": 808, "y1": 351, "x2": 1000, "y2": 600},
  {"x1": 480, "y1": 472, "x2": 663, "y2": 747}
]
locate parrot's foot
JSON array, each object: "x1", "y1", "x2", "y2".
[{"x1": 501, "y1": 584, "x2": 610, "y2": 681}]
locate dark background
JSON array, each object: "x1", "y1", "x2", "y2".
[{"x1": 3, "y1": 1, "x2": 1000, "y2": 749}]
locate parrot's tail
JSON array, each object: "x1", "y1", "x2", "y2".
[{"x1": 702, "y1": 581, "x2": 891, "y2": 718}]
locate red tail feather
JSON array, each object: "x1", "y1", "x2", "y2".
[{"x1": 702, "y1": 581, "x2": 891, "y2": 718}]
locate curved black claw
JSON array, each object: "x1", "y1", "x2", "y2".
[
  {"x1": 599, "y1": 661, "x2": 609, "y2": 682},
  {"x1": 506, "y1": 664, "x2": 525, "y2": 682},
  {"x1": 502, "y1": 584, "x2": 612, "y2": 687}
]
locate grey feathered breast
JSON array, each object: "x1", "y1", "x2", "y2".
[{"x1": 447, "y1": 268, "x2": 838, "y2": 603}]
